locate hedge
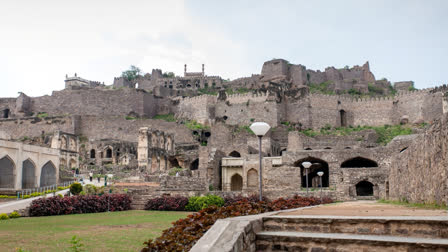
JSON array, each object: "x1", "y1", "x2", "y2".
[{"x1": 29, "y1": 194, "x2": 131, "y2": 216}]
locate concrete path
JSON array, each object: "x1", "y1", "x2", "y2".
[
  {"x1": 0, "y1": 189, "x2": 69, "y2": 214},
  {"x1": 279, "y1": 200, "x2": 448, "y2": 216}
]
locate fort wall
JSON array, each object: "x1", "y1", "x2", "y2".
[
  {"x1": 31, "y1": 89, "x2": 161, "y2": 118},
  {"x1": 388, "y1": 114, "x2": 448, "y2": 205},
  {"x1": 0, "y1": 116, "x2": 75, "y2": 140}
]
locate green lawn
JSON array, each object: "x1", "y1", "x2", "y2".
[{"x1": 0, "y1": 210, "x2": 189, "y2": 252}]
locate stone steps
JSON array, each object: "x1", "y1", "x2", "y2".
[
  {"x1": 256, "y1": 215, "x2": 448, "y2": 251},
  {"x1": 256, "y1": 231, "x2": 448, "y2": 252},
  {"x1": 263, "y1": 215, "x2": 448, "y2": 239}
]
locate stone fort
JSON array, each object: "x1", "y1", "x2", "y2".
[{"x1": 0, "y1": 59, "x2": 447, "y2": 207}]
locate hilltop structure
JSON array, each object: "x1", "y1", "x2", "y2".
[{"x1": 0, "y1": 59, "x2": 447, "y2": 207}]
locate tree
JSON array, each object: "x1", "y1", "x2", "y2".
[
  {"x1": 121, "y1": 65, "x2": 142, "y2": 81},
  {"x1": 162, "y1": 72, "x2": 175, "y2": 78}
]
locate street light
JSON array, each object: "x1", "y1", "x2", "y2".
[
  {"x1": 317, "y1": 171, "x2": 324, "y2": 199},
  {"x1": 302, "y1": 162, "x2": 312, "y2": 195},
  {"x1": 250, "y1": 122, "x2": 271, "y2": 202}
]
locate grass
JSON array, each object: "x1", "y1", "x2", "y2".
[
  {"x1": 377, "y1": 199, "x2": 447, "y2": 210},
  {"x1": 152, "y1": 114, "x2": 176, "y2": 122},
  {"x1": 0, "y1": 210, "x2": 189, "y2": 252}
]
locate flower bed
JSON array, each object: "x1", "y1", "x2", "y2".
[
  {"x1": 141, "y1": 195, "x2": 332, "y2": 251},
  {"x1": 29, "y1": 194, "x2": 131, "y2": 216}
]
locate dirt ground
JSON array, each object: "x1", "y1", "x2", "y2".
[{"x1": 279, "y1": 201, "x2": 448, "y2": 216}]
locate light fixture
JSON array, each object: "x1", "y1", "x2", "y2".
[
  {"x1": 250, "y1": 122, "x2": 271, "y2": 137},
  {"x1": 250, "y1": 122, "x2": 271, "y2": 201}
]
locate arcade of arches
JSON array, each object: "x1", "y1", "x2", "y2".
[{"x1": 0, "y1": 155, "x2": 58, "y2": 189}]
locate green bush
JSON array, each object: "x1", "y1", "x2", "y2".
[
  {"x1": 0, "y1": 213, "x2": 9, "y2": 220},
  {"x1": 8, "y1": 211, "x2": 20, "y2": 218},
  {"x1": 70, "y1": 182, "x2": 83, "y2": 195},
  {"x1": 152, "y1": 114, "x2": 176, "y2": 122},
  {"x1": 185, "y1": 195, "x2": 224, "y2": 211}
]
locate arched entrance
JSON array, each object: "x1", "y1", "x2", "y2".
[
  {"x1": 247, "y1": 169, "x2": 258, "y2": 188},
  {"x1": 294, "y1": 157, "x2": 329, "y2": 189},
  {"x1": 190, "y1": 159, "x2": 199, "y2": 170},
  {"x1": 341, "y1": 157, "x2": 378, "y2": 168},
  {"x1": 356, "y1": 181, "x2": 374, "y2": 196},
  {"x1": 90, "y1": 149, "x2": 96, "y2": 158},
  {"x1": 339, "y1": 110, "x2": 347, "y2": 127},
  {"x1": 22, "y1": 159, "x2": 35, "y2": 189},
  {"x1": 230, "y1": 174, "x2": 243, "y2": 191},
  {"x1": 0, "y1": 155, "x2": 15, "y2": 188},
  {"x1": 106, "y1": 148, "x2": 112, "y2": 158},
  {"x1": 229, "y1": 151, "x2": 241, "y2": 157},
  {"x1": 40, "y1": 161, "x2": 56, "y2": 187}
]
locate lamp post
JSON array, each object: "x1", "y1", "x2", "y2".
[
  {"x1": 317, "y1": 171, "x2": 324, "y2": 200},
  {"x1": 302, "y1": 162, "x2": 312, "y2": 195},
  {"x1": 250, "y1": 122, "x2": 271, "y2": 202}
]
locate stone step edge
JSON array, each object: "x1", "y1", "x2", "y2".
[
  {"x1": 256, "y1": 231, "x2": 448, "y2": 246},
  {"x1": 264, "y1": 215, "x2": 448, "y2": 222}
]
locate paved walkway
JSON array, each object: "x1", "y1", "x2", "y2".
[
  {"x1": 0, "y1": 189, "x2": 69, "y2": 214},
  {"x1": 279, "y1": 200, "x2": 448, "y2": 216}
]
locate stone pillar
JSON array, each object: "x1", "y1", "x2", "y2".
[{"x1": 137, "y1": 127, "x2": 150, "y2": 170}]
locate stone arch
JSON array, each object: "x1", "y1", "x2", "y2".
[
  {"x1": 3, "y1": 108, "x2": 10, "y2": 118},
  {"x1": 22, "y1": 159, "x2": 36, "y2": 189},
  {"x1": 60, "y1": 158, "x2": 66, "y2": 169},
  {"x1": 90, "y1": 149, "x2": 96, "y2": 158},
  {"x1": 0, "y1": 155, "x2": 15, "y2": 188},
  {"x1": 69, "y1": 137, "x2": 77, "y2": 151},
  {"x1": 229, "y1": 151, "x2": 241, "y2": 157},
  {"x1": 341, "y1": 157, "x2": 378, "y2": 168},
  {"x1": 105, "y1": 147, "x2": 113, "y2": 158},
  {"x1": 40, "y1": 161, "x2": 56, "y2": 187},
  {"x1": 340, "y1": 109, "x2": 347, "y2": 127},
  {"x1": 69, "y1": 159, "x2": 77, "y2": 169},
  {"x1": 356, "y1": 181, "x2": 374, "y2": 196},
  {"x1": 190, "y1": 159, "x2": 199, "y2": 171},
  {"x1": 151, "y1": 132, "x2": 158, "y2": 147},
  {"x1": 247, "y1": 169, "x2": 258, "y2": 188},
  {"x1": 230, "y1": 173, "x2": 243, "y2": 191},
  {"x1": 294, "y1": 157, "x2": 329, "y2": 188},
  {"x1": 60, "y1": 136, "x2": 67, "y2": 149},
  {"x1": 166, "y1": 136, "x2": 173, "y2": 151},
  {"x1": 169, "y1": 158, "x2": 180, "y2": 169}
]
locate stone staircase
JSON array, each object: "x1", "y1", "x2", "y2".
[{"x1": 256, "y1": 215, "x2": 448, "y2": 251}]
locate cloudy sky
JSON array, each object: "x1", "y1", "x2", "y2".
[{"x1": 1, "y1": 0, "x2": 447, "y2": 97}]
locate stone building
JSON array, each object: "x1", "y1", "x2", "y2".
[{"x1": 0, "y1": 59, "x2": 447, "y2": 205}]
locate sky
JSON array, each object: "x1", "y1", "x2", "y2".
[{"x1": 1, "y1": 0, "x2": 447, "y2": 97}]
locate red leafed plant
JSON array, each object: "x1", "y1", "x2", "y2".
[
  {"x1": 144, "y1": 195, "x2": 189, "y2": 211},
  {"x1": 29, "y1": 194, "x2": 131, "y2": 216},
  {"x1": 141, "y1": 195, "x2": 332, "y2": 252}
]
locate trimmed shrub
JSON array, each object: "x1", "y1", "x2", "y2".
[
  {"x1": 142, "y1": 195, "x2": 332, "y2": 251},
  {"x1": 29, "y1": 194, "x2": 131, "y2": 216},
  {"x1": 70, "y1": 182, "x2": 83, "y2": 195},
  {"x1": 8, "y1": 211, "x2": 20, "y2": 218},
  {"x1": 223, "y1": 194, "x2": 266, "y2": 206},
  {"x1": 0, "y1": 213, "x2": 9, "y2": 220},
  {"x1": 185, "y1": 195, "x2": 225, "y2": 211},
  {"x1": 144, "y1": 195, "x2": 189, "y2": 211}
]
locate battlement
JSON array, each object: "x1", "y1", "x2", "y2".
[{"x1": 226, "y1": 92, "x2": 268, "y2": 104}]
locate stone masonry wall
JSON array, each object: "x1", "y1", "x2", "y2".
[
  {"x1": 388, "y1": 114, "x2": 448, "y2": 205},
  {"x1": 31, "y1": 88, "x2": 162, "y2": 118},
  {"x1": 0, "y1": 116, "x2": 75, "y2": 140}
]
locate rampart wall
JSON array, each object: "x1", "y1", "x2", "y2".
[
  {"x1": 31, "y1": 88, "x2": 162, "y2": 118},
  {"x1": 0, "y1": 116, "x2": 75, "y2": 140},
  {"x1": 388, "y1": 114, "x2": 448, "y2": 205}
]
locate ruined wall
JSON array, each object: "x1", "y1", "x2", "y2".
[
  {"x1": 31, "y1": 88, "x2": 162, "y2": 118},
  {"x1": 388, "y1": 114, "x2": 448, "y2": 205},
  {"x1": 78, "y1": 116, "x2": 194, "y2": 143},
  {"x1": 175, "y1": 95, "x2": 217, "y2": 125},
  {"x1": 0, "y1": 116, "x2": 75, "y2": 140}
]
